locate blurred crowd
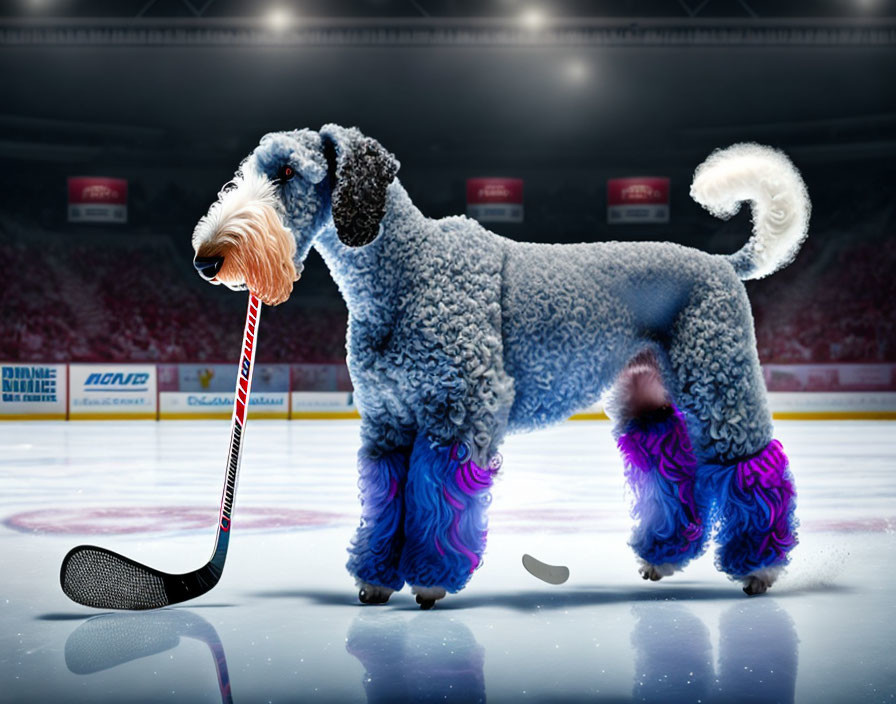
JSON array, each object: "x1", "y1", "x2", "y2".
[
  {"x1": 748, "y1": 237, "x2": 896, "y2": 363},
  {"x1": 2, "y1": 215, "x2": 894, "y2": 366},
  {"x1": 0, "y1": 229, "x2": 347, "y2": 364}
]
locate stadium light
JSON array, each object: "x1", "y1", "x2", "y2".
[
  {"x1": 266, "y1": 7, "x2": 292, "y2": 31},
  {"x1": 520, "y1": 7, "x2": 545, "y2": 31}
]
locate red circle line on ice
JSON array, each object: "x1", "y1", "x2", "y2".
[{"x1": 3, "y1": 506, "x2": 349, "y2": 535}]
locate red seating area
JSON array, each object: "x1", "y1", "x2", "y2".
[
  {"x1": 3, "y1": 225, "x2": 894, "y2": 364},
  {"x1": 1, "y1": 229, "x2": 347, "y2": 364},
  {"x1": 749, "y1": 237, "x2": 896, "y2": 363}
]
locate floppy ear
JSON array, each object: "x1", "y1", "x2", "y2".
[{"x1": 320, "y1": 124, "x2": 400, "y2": 247}]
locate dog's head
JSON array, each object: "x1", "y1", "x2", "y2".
[{"x1": 191, "y1": 125, "x2": 399, "y2": 305}]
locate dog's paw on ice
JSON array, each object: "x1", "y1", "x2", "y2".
[
  {"x1": 741, "y1": 566, "x2": 784, "y2": 596},
  {"x1": 638, "y1": 561, "x2": 677, "y2": 582},
  {"x1": 412, "y1": 586, "x2": 447, "y2": 610},
  {"x1": 357, "y1": 583, "x2": 393, "y2": 605}
]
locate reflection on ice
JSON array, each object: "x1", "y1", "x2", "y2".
[
  {"x1": 346, "y1": 611, "x2": 486, "y2": 704},
  {"x1": 60, "y1": 593, "x2": 799, "y2": 704},
  {"x1": 65, "y1": 610, "x2": 232, "y2": 704},
  {"x1": 632, "y1": 600, "x2": 798, "y2": 703},
  {"x1": 717, "y1": 601, "x2": 798, "y2": 704},
  {"x1": 632, "y1": 603, "x2": 714, "y2": 701}
]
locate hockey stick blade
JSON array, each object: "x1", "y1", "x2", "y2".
[
  {"x1": 60, "y1": 293, "x2": 261, "y2": 609},
  {"x1": 60, "y1": 544, "x2": 223, "y2": 610}
]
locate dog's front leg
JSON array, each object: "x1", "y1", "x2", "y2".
[
  {"x1": 398, "y1": 435, "x2": 500, "y2": 609},
  {"x1": 346, "y1": 442, "x2": 410, "y2": 605}
]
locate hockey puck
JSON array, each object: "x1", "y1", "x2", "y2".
[{"x1": 522, "y1": 554, "x2": 570, "y2": 585}]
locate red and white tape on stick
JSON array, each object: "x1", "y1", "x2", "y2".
[{"x1": 218, "y1": 292, "x2": 261, "y2": 536}]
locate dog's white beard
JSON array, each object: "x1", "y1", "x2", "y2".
[{"x1": 192, "y1": 172, "x2": 298, "y2": 306}]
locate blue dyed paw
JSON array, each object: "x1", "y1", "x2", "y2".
[
  {"x1": 346, "y1": 448, "x2": 409, "y2": 592},
  {"x1": 400, "y1": 437, "x2": 498, "y2": 594},
  {"x1": 620, "y1": 406, "x2": 709, "y2": 572},
  {"x1": 707, "y1": 440, "x2": 798, "y2": 579}
]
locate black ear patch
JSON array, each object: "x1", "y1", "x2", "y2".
[{"x1": 324, "y1": 130, "x2": 400, "y2": 248}]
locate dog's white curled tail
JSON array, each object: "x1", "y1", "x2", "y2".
[{"x1": 690, "y1": 143, "x2": 811, "y2": 280}]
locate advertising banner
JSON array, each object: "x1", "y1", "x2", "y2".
[
  {"x1": 160, "y1": 392, "x2": 289, "y2": 419},
  {"x1": 291, "y1": 363, "x2": 352, "y2": 392},
  {"x1": 768, "y1": 392, "x2": 896, "y2": 415},
  {"x1": 69, "y1": 364, "x2": 157, "y2": 419},
  {"x1": 67, "y1": 177, "x2": 128, "y2": 224},
  {"x1": 607, "y1": 177, "x2": 670, "y2": 224},
  {"x1": 6, "y1": 362, "x2": 894, "y2": 421},
  {"x1": 466, "y1": 178, "x2": 524, "y2": 223},
  {"x1": 172, "y1": 363, "x2": 289, "y2": 394},
  {"x1": 158, "y1": 363, "x2": 289, "y2": 419},
  {"x1": 0, "y1": 363, "x2": 67, "y2": 419},
  {"x1": 290, "y1": 391, "x2": 358, "y2": 419}
]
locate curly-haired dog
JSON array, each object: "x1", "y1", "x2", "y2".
[{"x1": 192, "y1": 125, "x2": 807, "y2": 607}]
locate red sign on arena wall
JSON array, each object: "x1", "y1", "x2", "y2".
[
  {"x1": 67, "y1": 176, "x2": 128, "y2": 224},
  {"x1": 467, "y1": 178, "x2": 524, "y2": 223},
  {"x1": 607, "y1": 177, "x2": 669, "y2": 224}
]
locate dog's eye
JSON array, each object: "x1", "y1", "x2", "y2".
[{"x1": 276, "y1": 165, "x2": 295, "y2": 183}]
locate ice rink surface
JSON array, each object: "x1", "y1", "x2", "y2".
[{"x1": 1, "y1": 419, "x2": 894, "y2": 703}]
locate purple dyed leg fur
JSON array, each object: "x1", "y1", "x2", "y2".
[
  {"x1": 399, "y1": 436, "x2": 500, "y2": 594},
  {"x1": 619, "y1": 406, "x2": 708, "y2": 569},
  {"x1": 346, "y1": 447, "x2": 409, "y2": 593},
  {"x1": 702, "y1": 439, "x2": 798, "y2": 579}
]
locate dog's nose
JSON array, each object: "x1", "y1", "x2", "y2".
[{"x1": 193, "y1": 256, "x2": 224, "y2": 280}]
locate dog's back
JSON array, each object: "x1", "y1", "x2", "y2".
[{"x1": 500, "y1": 239, "x2": 737, "y2": 430}]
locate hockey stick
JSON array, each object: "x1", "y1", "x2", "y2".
[{"x1": 60, "y1": 292, "x2": 262, "y2": 609}]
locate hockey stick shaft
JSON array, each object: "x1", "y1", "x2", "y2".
[{"x1": 208, "y1": 291, "x2": 261, "y2": 570}]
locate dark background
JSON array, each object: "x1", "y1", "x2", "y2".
[{"x1": 1, "y1": 0, "x2": 894, "y2": 366}]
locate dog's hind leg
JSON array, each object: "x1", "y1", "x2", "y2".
[
  {"x1": 666, "y1": 273, "x2": 798, "y2": 595},
  {"x1": 346, "y1": 443, "x2": 410, "y2": 605},
  {"x1": 398, "y1": 435, "x2": 500, "y2": 609},
  {"x1": 608, "y1": 354, "x2": 710, "y2": 581}
]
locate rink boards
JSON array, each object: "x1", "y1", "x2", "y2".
[{"x1": 2, "y1": 361, "x2": 895, "y2": 420}]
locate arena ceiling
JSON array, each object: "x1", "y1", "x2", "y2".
[
  {"x1": 2, "y1": 0, "x2": 896, "y2": 19},
  {"x1": 0, "y1": 0, "x2": 893, "y2": 172}
]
